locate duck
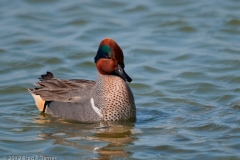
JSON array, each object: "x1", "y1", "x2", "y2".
[{"x1": 28, "y1": 38, "x2": 136, "y2": 122}]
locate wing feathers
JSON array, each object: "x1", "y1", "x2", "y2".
[{"x1": 28, "y1": 72, "x2": 95, "y2": 103}]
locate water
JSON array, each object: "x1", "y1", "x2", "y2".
[{"x1": 1, "y1": 0, "x2": 240, "y2": 159}]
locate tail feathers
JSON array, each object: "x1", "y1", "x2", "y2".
[
  {"x1": 28, "y1": 71, "x2": 54, "y2": 112},
  {"x1": 39, "y1": 71, "x2": 54, "y2": 81},
  {"x1": 27, "y1": 88, "x2": 35, "y2": 93},
  {"x1": 28, "y1": 88, "x2": 45, "y2": 111}
]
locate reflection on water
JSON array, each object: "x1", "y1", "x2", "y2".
[
  {"x1": 94, "y1": 123, "x2": 136, "y2": 159},
  {"x1": 34, "y1": 114, "x2": 136, "y2": 159}
]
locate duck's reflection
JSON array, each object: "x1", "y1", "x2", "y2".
[
  {"x1": 93, "y1": 121, "x2": 136, "y2": 159},
  {"x1": 34, "y1": 114, "x2": 137, "y2": 159}
]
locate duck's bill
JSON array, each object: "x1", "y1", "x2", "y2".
[{"x1": 115, "y1": 64, "x2": 132, "y2": 82}]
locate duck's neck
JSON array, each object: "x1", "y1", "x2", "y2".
[
  {"x1": 93, "y1": 73, "x2": 131, "y2": 106},
  {"x1": 96, "y1": 73, "x2": 126, "y2": 85}
]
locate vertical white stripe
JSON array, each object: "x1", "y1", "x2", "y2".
[{"x1": 90, "y1": 98, "x2": 103, "y2": 118}]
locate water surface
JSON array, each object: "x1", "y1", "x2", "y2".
[{"x1": 1, "y1": 0, "x2": 240, "y2": 159}]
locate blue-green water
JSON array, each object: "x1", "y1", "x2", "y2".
[{"x1": 1, "y1": 0, "x2": 240, "y2": 159}]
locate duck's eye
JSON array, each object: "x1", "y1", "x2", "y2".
[{"x1": 106, "y1": 54, "x2": 111, "y2": 59}]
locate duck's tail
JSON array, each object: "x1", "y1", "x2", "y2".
[{"x1": 28, "y1": 88, "x2": 45, "y2": 111}]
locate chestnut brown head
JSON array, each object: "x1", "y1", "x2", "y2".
[{"x1": 94, "y1": 38, "x2": 132, "y2": 82}]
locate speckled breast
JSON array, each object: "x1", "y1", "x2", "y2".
[{"x1": 93, "y1": 74, "x2": 136, "y2": 121}]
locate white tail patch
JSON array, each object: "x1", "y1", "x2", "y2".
[
  {"x1": 30, "y1": 93, "x2": 45, "y2": 111},
  {"x1": 90, "y1": 98, "x2": 103, "y2": 118}
]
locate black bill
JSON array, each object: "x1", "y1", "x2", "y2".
[{"x1": 115, "y1": 64, "x2": 132, "y2": 82}]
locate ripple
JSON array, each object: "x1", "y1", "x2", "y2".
[
  {"x1": 179, "y1": 26, "x2": 196, "y2": 32},
  {"x1": 130, "y1": 82, "x2": 152, "y2": 94},
  {"x1": 12, "y1": 128, "x2": 24, "y2": 132},
  {"x1": 52, "y1": 133, "x2": 66, "y2": 137},
  {"x1": 227, "y1": 19, "x2": 240, "y2": 26},
  {"x1": 176, "y1": 71, "x2": 207, "y2": 81},
  {"x1": 66, "y1": 19, "x2": 88, "y2": 26},
  {"x1": 124, "y1": 5, "x2": 148, "y2": 13},
  {"x1": 0, "y1": 86, "x2": 27, "y2": 94},
  {"x1": 131, "y1": 128, "x2": 143, "y2": 134},
  {"x1": 143, "y1": 66, "x2": 166, "y2": 76}
]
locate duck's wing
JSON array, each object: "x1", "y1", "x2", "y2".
[{"x1": 28, "y1": 72, "x2": 96, "y2": 103}]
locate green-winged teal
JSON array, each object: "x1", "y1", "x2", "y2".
[{"x1": 28, "y1": 38, "x2": 136, "y2": 122}]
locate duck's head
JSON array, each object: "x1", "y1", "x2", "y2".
[{"x1": 94, "y1": 38, "x2": 132, "y2": 82}]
